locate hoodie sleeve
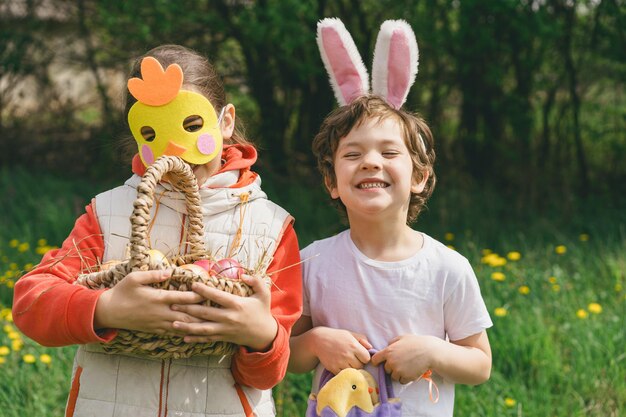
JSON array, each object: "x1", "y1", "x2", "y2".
[
  {"x1": 12, "y1": 203, "x2": 117, "y2": 346},
  {"x1": 231, "y1": 223, "x2": 302, "y2": 389}
]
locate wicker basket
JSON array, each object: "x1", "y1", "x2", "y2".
[{"x1": 76, "y1": 155, "x2": 253, "y2": 359}]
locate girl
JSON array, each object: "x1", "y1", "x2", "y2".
[{"x1": 13, "y1": 44, "x2": 302, "y2": 417}]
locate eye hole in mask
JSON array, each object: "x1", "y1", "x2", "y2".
[
  {"x1": 183, "y1": 115, "x2": 204, "y2": 132},
  {"x1": 140, "y1": 126, "x2": 156, "y2": 142}
]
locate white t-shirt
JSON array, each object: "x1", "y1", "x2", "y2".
[{"x1": 301, "y1": 230, "x2": 493, "y2": 417}]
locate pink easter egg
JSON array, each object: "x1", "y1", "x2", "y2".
[
  {"x1": 194, "y1": 259, "x2": 216, "y2": 272},
  {"x1": 213, "y1": 258, "x2": 243, "y2": 280}
]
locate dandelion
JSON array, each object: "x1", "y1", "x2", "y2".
[
  {"x1": 7, "y1": 331, "x2": 20, "y2": 340},
  {"x1": 518, "y1": 285, "x2": 530, "y2": 295},
  {"x1": 3, "y1": 324, "x2": 13, "y2": 333},
  {"x1": 24, "y1": 263, "x2": 34, "y2": 271},
  {"x1": 552, "y1": 284, "x2": 561, "y2": 292},
  {"x1": 507, "y1": 251, "x2": 521, "y2": 261},
  {"x1": 579, "y1": 234, "x2": 589, "y2": 242},
  {"x1": 576, "y1": 309, "x2": 588, "y2": 319},
  {"x1": 494, "y1": 307, "x2": 508, "y2": 317},
  {"x1": 39, "y1": 354, "x2": 52, "y2": 364},
  {"x1": 555, "y1": 245, "x2": 567, "y2": 255},
  {"x1": 444, "y1": 232, "x2": 455, "y2": 241},
  {"x1": 22, "y1": 354, "x2": 36, "y2": 364},
  {"x1": 0, "y1": 357, "x2": 5, "y2": 364},
  {"x1": 504, "y1": 397, "x2": 516, "y2": 408},
  {"x1": 491, "y1": 272, "x2": 506, "y2": 282},
  {"x1": 9, "y1": 263, "x2": 18, "y2": 270},
  {"x1": 615, "y1": 283, "x2": 622, "y2": 293},
  {"x1": 481, "y1": 249, "x2": 492, "y2": 256},
  {"x1": 0, "y1": 308, "x2": 11, "y2": 320},
  {"x1": 6, "y1": 281, "x2": 14, "y2": 289},
  {"x1": 36, "y1": 246, "x2": 48, "y2": 255},
  {"x1": 37, "y1": 238, "x2": 47, "y2": 246},
  {"x1": 11, "y1": 339, "x2": 23, "y2": 351},
  {"x1": 588, "y1": 303, "x2": 602, "y2": 314},
  {"x1": 17, "y1": 242, "x2": 30, "y2": 253},
  {"x1": 9, "y1": 239, "x2": 19, "y2": 248},
  {"x1": 0, "y1": 346, "x2": 10, "y2": 355},
  {"x1": 548, "y1": 276, "x2": 557, "y2": 284}
]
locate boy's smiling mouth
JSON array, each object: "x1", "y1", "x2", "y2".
[{"x1": 357, "y1": 181, "x2": 389, "y2": 189}]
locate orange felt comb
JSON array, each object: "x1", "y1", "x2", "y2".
[{"x1": 127, "y1": 57, "x2": 183, "y2": 106}]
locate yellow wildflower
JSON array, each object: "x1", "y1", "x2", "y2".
[
  {"x1": 9, "y1": 263, "x2": 18, "y2": 270},
  {"x1": 0, "y1": 308, "x2": 11, "y2": 319},
  {"x1": 6, "y1": 281, "x2": 14, "y2": 289},
  {"x1": 555, "y1": 245, "x2": 567, "y2": 255},
  {"x1": 36, "y1": 246, "x2": 48, "y2": 255},
  {"x1": 24, "y1": 263, "x2": 34, "y2": 271},
  {"x1": 576, "y1": 309, "x2": 588, "y2": 319},
  {"x1": 0, "y1": 357, "x2": 5, "y2": 364},
  {"x1": 7, "y1": 331, "x2": 20, "y2": 340},
  {"x1": 615, "y1": 283, "x2": 622, "y2": 293},
  {"x1": 37, "y1": 238, "x2": 47, "y2": 246},
  {"x1": 507, "y1": 251, "x2": 521, "y2": 261},
  {"x1": 504, "y1": 397, "x2": 516, "y2": 408},
  {"x1": 5, "y1": 270, "x2": 14, "y2": 278},
  {"x1": 579, "y1": 234, "x2": 589, "y2": 242},
  {"x1": 552, "y1": 284, "x2": 561, "y2": 292},
  {"x1": 11, "y1": 339, "x2": 23, "y2": 351},
  {"x1": 3, "y1": 324, "x2": 13, "y2": 333},
  {"x1": 481, "y1": 249, "x2": 492, "y2": 255},
  {"x1": 491, "y1": 272, "x2": 506, "y2": 282},
  {"x1": 587, "y1": 303, "x2": 602, "y2": 314},
  {"x1": 39, "y1": 354, "x2": 52, "y2": 364},
  {"x1": 548, "y1": 276, "x2": 557, "y2": 284},
  {"x1": 22, "y1": 354, "x2": 36, "y2": 364},
  {"x1": 518, "y1": 285, "x2": 530, "y2": 295},
  {"x1": 0, "y1": 346, "x2": 10, "y2": 355},
  {"x1": 17, "y1": 242, "x2": 30, "y2": 253},
  {"x1": 494, "y1": 307, "x2": 508, "y2": 317},
  {"x1": 9, "y1": 239, "x2": 19, "y2": 248},
  {"x1": 444, "y1": 233, "x2": 455, "y2": 241}
]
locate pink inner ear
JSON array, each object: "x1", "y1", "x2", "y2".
[
  {"x1": 387, "y1": 30, "x2": 411, "y2": 109},
  {"x1": 322, "y1": 27, "x2": 364, "y2": 104}
]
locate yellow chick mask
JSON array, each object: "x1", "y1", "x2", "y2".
[{"x1": 127, "y1": 57, "x2": 224, "y2": 166}]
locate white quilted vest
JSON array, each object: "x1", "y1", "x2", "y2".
[{"x1": 68, "y1": 174, "x2": 292, "y2": 417}]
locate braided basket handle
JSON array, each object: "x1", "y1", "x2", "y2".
[{"x1": 128, "y1": 156, "x2": 206, "y2": 271}]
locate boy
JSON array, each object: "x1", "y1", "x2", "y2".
[{"x1": 288, "y1": 95, "x2": 492, "y2": 416}]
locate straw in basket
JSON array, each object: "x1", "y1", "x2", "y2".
[{"x1": 76, "y1": 155, "x2": 254, "y2": 359}]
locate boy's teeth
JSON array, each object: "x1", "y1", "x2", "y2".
[{"x1": 359, "y1": 182, "x2": 388, "y2": 189}]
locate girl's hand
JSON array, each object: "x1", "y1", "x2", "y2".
[
  {"x1": 371, "y1": 334, "x2": 443, "y2": 384},
  {"x1": 171, "y1": 274, "x2": 278, "y2": 352},
  {"x1": 310, "y1": 327, "x2": 372, "y2": 374},
  {"x1": 94, "y1": 269, "x2": 204, "y2": 335}
]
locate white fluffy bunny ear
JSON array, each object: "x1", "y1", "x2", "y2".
[
  {"x1": 317, "y1": 18, "x2": 369, "y2": 106},
  {"x1": 372, "y1": 20, "x2": 419, "y2": 109}
]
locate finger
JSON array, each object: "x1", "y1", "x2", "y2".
[
  {"x1": 240, "y1": 274, "x2": 270, "y2": 296},
  {"x1": 371, "y1": 349, "x2": 386, "y2": 366},
  {"x1": 171, "y1": 303, "x2": 227, "y2": 322},
  {"x1": 173, "y1": 320, "x2": 222, "y2": 336},
  {"x1": 354, "y1": 345, "x2": 371, "y2": 365},
  {"x1": 191, "y1": 283, "x2": 238, "y2": 308},
  {"x1": 162, "y1": 290, "x2": 204, "y2": 305},
  {"x1": 127, "y1": 269, "x2": 172, "y2": 285},
  {"x1": 352, "y1": 332, "x2": 373, "y2": 350}
]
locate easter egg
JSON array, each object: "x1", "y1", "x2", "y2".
[
  {"x1": 194, "y1": 259, "x2": 216, "y2": 272},
  {"x1": 147, "y1": 249, "x2": 170, "y2": 269},
  {"x1": 179, "y1": 263, "x2": 209, "y2": 281},
  {"x1": 213, "y1": 258, "x2": 243, "y2": 280}
]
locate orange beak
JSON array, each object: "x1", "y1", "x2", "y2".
[{"x1": 163, "y1": 141, "x2": 187, "y2": 157}]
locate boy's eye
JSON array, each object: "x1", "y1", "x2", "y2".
[
  {"x1": 343, "y1": 152, "x2": 360, "y2": 159},
  {"x1": 183, "y1": 115, "x2": 204, "y2": 132},
  {"x1": 140, "y1": 126, "x2": 156, "y2": 142},
  {"x1": 383, "y1": 151, "x2": 400, "y2": 157}
]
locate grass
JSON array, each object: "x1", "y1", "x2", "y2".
[{"x1": 0, "y1": 167, "x2": 624, "y2": 416}]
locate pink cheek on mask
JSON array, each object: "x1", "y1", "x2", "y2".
[
  {"x1": 197, "y1": 134, "x2": 216, "y2": 155},
  {"x1": 141, "y1": 145, "x2": 155, "y2": 165}
]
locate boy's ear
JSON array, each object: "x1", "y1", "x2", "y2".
[
  {"x1": 411, "y1": 170, "x2": 429, "y2": 194},
  {"x1": 220, "y1": 104, "x2": 236, "y2": 140},
  {"x1": 324, "y1": 176, "x2": 340, "y2": 199}
]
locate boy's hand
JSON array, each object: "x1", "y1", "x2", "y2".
[
  {"x1": 171, "y1": 274, "x2": 278, "y2": 352},
  {"x1": 371, "y1": 334, "x2": 443, "y2": 384},
  {"x1": 94, "y1": 269, "x2": 204, "y2": 335},
  {"x1": 310, "y1": 327, "x2": 372, "y2": 374}
]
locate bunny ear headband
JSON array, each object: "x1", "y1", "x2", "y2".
[{"x1": 317, "y1": 18, "x2": 419, "y2": 109}]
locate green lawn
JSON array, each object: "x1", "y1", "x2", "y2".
[{"x1": 1, "y1": 168, "x2": 624, "y2": 416}]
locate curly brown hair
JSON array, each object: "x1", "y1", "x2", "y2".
[{"x1": 312, "y1": 95, "x2": 436, "y2": 224}]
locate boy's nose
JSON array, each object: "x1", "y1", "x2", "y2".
[{"x1": 360, "y1": 154, "x2": 382, "y2": 170}]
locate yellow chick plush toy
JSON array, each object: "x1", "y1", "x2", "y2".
[{"x1": 316, "y1": 368, "x2": 375, "y2": 417}]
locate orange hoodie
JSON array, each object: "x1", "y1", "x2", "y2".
[{"x1": 13, "y1": 144, "x2": 302, "y2": 390}]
